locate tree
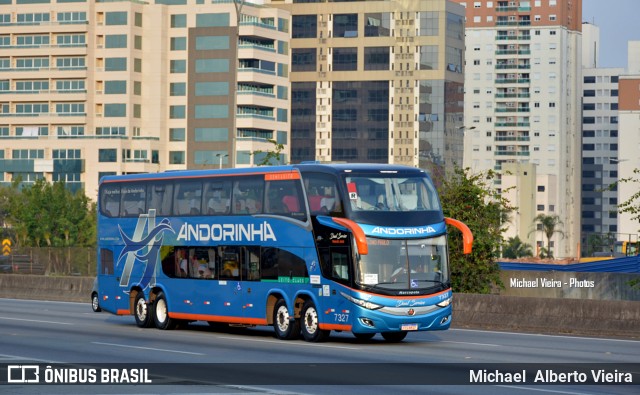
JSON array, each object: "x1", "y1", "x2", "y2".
[
  {"x1": 502, "y1": 236, "x2": 534, "y2": 259},
  {"x1": 438, "y1": 167, "x2": 513, "y2": 293},
  {"x1": 530, "y1": 214, "x2": 564, "y2": 259},
  {"x1": 616, "y1": 168, "x2": 640, "y2": 232},
  {"x1": 252, "y1": 139, "x2": 285, "y2": 166},
  {"x1": 5, "y1": 178, "x2": 96, "y2": 248}
]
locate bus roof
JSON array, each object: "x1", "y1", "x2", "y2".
[{"x1": 99, "y1": 163, "x2": 427, "y2": 185}]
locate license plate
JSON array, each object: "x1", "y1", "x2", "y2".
[{"x1": 401, "y1": 323, "x2": 418, "y2": 331}]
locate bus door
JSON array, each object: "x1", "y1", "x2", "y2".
[
  {"x1": 317, "y1": 245, "x2": 354, "y2": 328},
  {"x1": 216, "y1": 246, "x2": 246, "y2": 321},
  {"x1": 237, "y1": 246, "x2": 265, "y2": 322}
]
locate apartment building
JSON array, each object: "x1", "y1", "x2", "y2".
[
  {"x1": 266, "y1": 0, "x2": 466, "y2": 179},
  {"x1": 455, "y1": 0, "x2": 582, "y2": 258},
  {"x1": 617, "y1": 74, "x2": 640, "y2": 238},
  {"x1": 0, "y1": 0, "x2": 290, "y2": 200},
  {"x1": 580, "y1": 67, "x2": 623, "y2": 238}
]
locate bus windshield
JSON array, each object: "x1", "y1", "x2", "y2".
[
  {"x1": 355, "y1": 235, "x2": 449, "y2": 292},
  {"x1": 344, "y1": 175, "x2": 441, "y2": 212}
]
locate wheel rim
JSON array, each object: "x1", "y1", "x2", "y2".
[
  {"x1": 92, "y1": 296, "x2": 99, "y2": 311},
  {"x1": 276, "y1": 305, "x2": 290, "y2": 332},
  {"x1": 156, "y1": 298, "x2": 167, "y2": 324},
  {"x1": 136, "y1": 297, "x2": 147, "y2": 321},
  {"x1": 304, "y1": 306, "x2": 319, "y2": 335}
]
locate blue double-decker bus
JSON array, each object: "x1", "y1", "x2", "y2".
[{"x1": 94, "y1": 163, "x2": 472, "y2": 342}]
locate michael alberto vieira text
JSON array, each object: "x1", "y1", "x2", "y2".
[{"x1": 470, "y1": 369, "x2": 633, "y2": 383}]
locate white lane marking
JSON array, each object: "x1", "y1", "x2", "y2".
[
  {"x1": 497, "y1": 385, "x2": 592, "y2": 394},
  {"x1": 92, "y1": 341, "x2": 205, "y2": 355},
  {"x1": 442, "y1": 340, "x2": 501, "y2": 347},
  {"x1": 451, "y1": 328, "x2": 640, "y2": 343},
  {"x1": 217, "y1": 336, "x2": 361, "y2": 350},
  {"x1": 0, "y1": 316, "x2": 73, "y2": 325}
]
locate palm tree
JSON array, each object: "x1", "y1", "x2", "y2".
[
  {"x1": 530, "y1": 214, "x2": 565, "y2": 258},
  {"x1": 503, "y1": 236, "x2": 534, "y2": 259}
]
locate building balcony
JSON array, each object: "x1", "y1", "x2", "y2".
[
  {"x1": 494, "y1": 136, "x2": 531, "y2": 142},
  {"x1": 494, "y1": 151, "x2": 530, "y2": 156}
]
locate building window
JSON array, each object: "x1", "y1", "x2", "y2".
[
  {"x1": 99, "y1": 149, "x2": 117, "y2": 163},
  {"x1": 169, "y1": 151, "x2": 185, "y2": 165},
  {"x1": 292, "y1": 15, "x2": 317, "y2": 39},
  {"x1": 364, "y1": 47, "x2": 389, "y2": 71},
  {"x1": 333, "y1": 47, "x2": 357, "y2": 71},
  {"x1": 334, "y1": 14, "x2": 358, "y2": 38},
  {"x1": 292, "y1": 48, "x2": 317, "y2": 72}
]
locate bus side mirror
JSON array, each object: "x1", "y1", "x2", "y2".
[
  {"x1": 331, "y1": 217, "x2": 368, "y2": 255},
  {"x1": 445, "y1": 217, "x2": 473, "y2": 255}
]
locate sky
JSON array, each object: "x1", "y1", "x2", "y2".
[{"x1": 582, "y1": 0, "x2": 640, "y2": 69}]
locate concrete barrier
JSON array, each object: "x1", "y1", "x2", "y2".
[
  {"x1": 0, "y1": 274, "x2": 638, "y2": 339},
  {"x1": 0, "y1": 274, "x2": 93, "y2": 303},
  {"x1": 453, "y1": 293, "x2": 640, "y2": 339}
]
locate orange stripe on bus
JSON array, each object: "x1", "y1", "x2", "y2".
[
  {"x1": 264, "y1": 172, "x2": 300, "y2": 181},
  {"x1": 169, "y1": 312, "x2": 267, "y2": 325},
  {"x1": 319, "y1": 323, "x2": 352, "y2": 331},
  {"x1": 116, "y1": 309, "x2": 131, "y2": 315}
]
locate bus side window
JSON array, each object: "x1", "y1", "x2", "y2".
[
  {"x1": 203, "y1": 180, "x2": 231, "y2": 215},
  {"x1": 101, "y1": 185, "x2": 121, "y2": 217},
  {"x1": 99, "y1": 248, "x2": 114, "y2": 275},
  {"x1": 174, "y1": 181, "x2": 202, "y2": 216},
  {"x1": 120, "y1": 183, "x2": 146, "y2": 217},
  {"x1": 147, "y1": 182, "x2": 173, "y2": 216},
  {"x1": 219, "y1": 247, "x2": 240, "y2": 280},
  {"x1": 232, "y1": 178, "x2": 264, "y2": 214},
  {"x1": 303, "y1": 173, "x2": 342, "y2": 215}
]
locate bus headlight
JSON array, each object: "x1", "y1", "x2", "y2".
[
  {"x1": 436, "y1": 297, "x2": 451, "y2": 308},
  {"x1": 340, "y1": 292, "x2": 383, "y2": 310}
]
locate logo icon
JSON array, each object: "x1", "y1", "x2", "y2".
[
  {"x1": 7, "y1": 365, "x2": 40, "y2": 383},
  {"x1": 118, "y1": 209, "x2": 174, "y2": 289}
]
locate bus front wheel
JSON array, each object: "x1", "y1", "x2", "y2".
[
  {"x1": 154, "y1": 292, "x2": 177, "y2": 330},
  {"x1": 300, "y1": 301, "x2": 329, "y2": 342},
  {"x1": 273, "y1": 299, "x2": 299, "y2": 340},
  {"x1": 381, "y1": 331, "x2": 407, "y2": 342},
  {"x1": 134, "y1": 292, "x2": 153, "y2": 328},
  {"x1": 353, "y1": 332, "x2": 375, "y2": 341}
]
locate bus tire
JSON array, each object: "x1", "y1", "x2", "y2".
[
  {"x1": 353, "y1": 332, "x2": 375, "y2": 341},
  {"x1": 153, "y1": 292, "x2": 177, "y2": 330},
  {"x1": 91, "y1": 292, "x2": 101, "y2": 313},
  {"x1": 300, "y1": 301, "x2": 329, "y2": 342},
  {"x1": 134, "y1": 292, "x2": 153, "y2": 328},
  {"x1": 273, "y1": 299, "x2": 299, "y2": 340},
  {"x1": 381, "y1": 331, "x2": 407, "y2": 342}
]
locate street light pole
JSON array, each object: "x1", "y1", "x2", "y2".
[{"x1": 217, "y1": 153, "x2": 228, "y2": 169}]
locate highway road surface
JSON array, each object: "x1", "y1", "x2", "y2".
[{"x1": 0, "y1": 298, "x2": 637, "y2": 395}]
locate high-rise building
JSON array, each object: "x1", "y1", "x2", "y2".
[
  {"x1": 0, "y1": 0, "x2": 291, "y2": 200},
  {"x1": 266, "y1": 0, "x2": 466, "y2": 180},
  {"x1": 455, "y1": 0, "x2": 582, "y2": 258},
  {"x1": 617, "y1": 42, "x2": 640, "y2": 238},
  {"x1": 580, "y1": 67, "x2": 623, "y2": 241}
]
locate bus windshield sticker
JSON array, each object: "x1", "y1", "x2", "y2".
[
  {"x1": 364, "y1": 273, "x2": 378, "y2": 285},
  {"x1": 347, "y1": 182, "x2": 358, "y2": 200}
]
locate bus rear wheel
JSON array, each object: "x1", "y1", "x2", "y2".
[
  {"x1": 273, "y1": 299, "x2": 299, "y2": 340},
  {"x1": 154, "y1": 292, "x2": 177, "y2": 330},
  {"x1": 300, "y1": 301, "x2": 329, "y2": 342},
  {"x1": 381, "y1": 331, "x2": 407, "y2": 342},
  {"x1": 134, "y1": 292, "x2": 153, "y2": 328}
]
